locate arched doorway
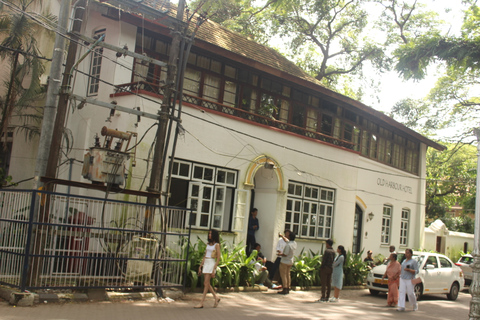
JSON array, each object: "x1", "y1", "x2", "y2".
[{"x1": 244, "y1": 155, "x2": 284, "y2": 260}]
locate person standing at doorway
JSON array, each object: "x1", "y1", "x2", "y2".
[
  {"x1": 317, "y1": 239, "x2": 335, "y2": 302},
  {"x1": 246, "y1": 208, "x2": 259, "y2": 256}
]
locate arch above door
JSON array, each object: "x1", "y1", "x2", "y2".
[{"x1": 244, "y1": 155, "x2": 285, "y2": 191}]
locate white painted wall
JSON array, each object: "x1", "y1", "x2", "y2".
[{"x1": 424, "y1": 220, "x2": 474, "y2": 258}]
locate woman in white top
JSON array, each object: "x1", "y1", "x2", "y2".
[{"x1": 195, "y1": 229, "x2": 221, "y2": 308}]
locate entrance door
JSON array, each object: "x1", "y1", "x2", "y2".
[{"x1": 352, "y1": 204, "x2": 363, "y2": 254}]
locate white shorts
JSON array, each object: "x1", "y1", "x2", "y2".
[{"x1": 203, "y1": 258, "x2": 216, "y2": 274}]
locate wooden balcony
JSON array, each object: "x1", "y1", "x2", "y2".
[{"x1": 113, "y1": 81, "x2": 356, "y2": 151}]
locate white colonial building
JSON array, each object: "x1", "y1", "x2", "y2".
[{"x1": 6, "y1": 0, "x2": 444, "y2": 263}]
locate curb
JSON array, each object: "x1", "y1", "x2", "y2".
[{"x1": 0, "y1": 285, "x2": 366, "y2": 306}]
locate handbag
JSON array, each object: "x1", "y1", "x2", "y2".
[{"x1": 411, "y1": 277, "x2": 422, "y2": 285}]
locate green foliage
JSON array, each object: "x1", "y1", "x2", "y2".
[
  {"x1": 344, "y1": 250, "x2": 370, "y2": 286},
  {"x1": 448, "y1": 250, "x2": 467, "y2": 264},
  {"x1": 0, "y1": 0, "x2": 51, "y2": 143},
  {"x1": 184, "y1": 237, "x2": 257, "y2": 290},
  {"x1": 181, "y1": 239, "x2": 371, "y2": 289},
  {"x1": 424, "y1": 143, "x2": 477, "y2": 233},
  {"x1": 374, "y1": 253, "x2": 385, "y2": 266},
  {"x1": 291, "y1": 249, "x2": 321, "y2": 288}
]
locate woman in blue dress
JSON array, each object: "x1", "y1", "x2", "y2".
[{"x1": 330, "y1": 245, "x2": 346, "y2": 302}]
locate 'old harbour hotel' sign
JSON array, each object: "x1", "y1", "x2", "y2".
[{"x1": 377, "y1": 178, "x2": 413, "y2": 194}]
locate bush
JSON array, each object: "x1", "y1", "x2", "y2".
[
  {"x1": 184, "y1": 237, "x2": 257, "y2": 289},
  {"x1": 183, "y1": 238, "x2": 370, "y2": 289},
  {"x1": 291, "y1": 249, "x2": 321, "y2": 288},
  {"x1": 344, "y1": 250, "x2": 369, "y2": 286}
]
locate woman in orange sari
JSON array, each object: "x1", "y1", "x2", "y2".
[{"x1": 382, "y1": 253, "x2": 401, "y2": 307}]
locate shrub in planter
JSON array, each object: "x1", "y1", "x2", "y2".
[
  {"x1": 291, "y1": 249, "x2": 321, "y2": 288},
  {"x1": 184, "y1": 237, "x2": 258, "y2": 289},
  {"x1": 343, "y1": 250, "x2": 369, "y2": 286}
]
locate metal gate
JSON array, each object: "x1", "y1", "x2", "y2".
[{"x1": 0, "y1": 189, "x2": 191, "y2": 291}]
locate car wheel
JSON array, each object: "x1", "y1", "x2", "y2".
[
  {"x1": 414, "y1": 283, "x2": 422, "y2": 301},
  {"x1": 369, "y1": 289, "x2": 380, "y2": 296},
  {"x1": 447, "y1": 282, "x2": 459, "y2": 301}
]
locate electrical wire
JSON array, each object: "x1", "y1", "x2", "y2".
[
  {"x1": 0, "y1": 44, "x2": 52, "y2": 61},
  {"x1": 126, "y1": 123, "x2": 158, "y2": 151},
  {"x1": 1, "y1": 0, "x2": 169, "y2": 89},
  {"x1": 181, "y1": 110, "x2": 427, "y2": 181}
]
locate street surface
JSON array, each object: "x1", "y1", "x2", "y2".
[{"x1": 0, "y1": 288, "x2": 471, "y2": 319}]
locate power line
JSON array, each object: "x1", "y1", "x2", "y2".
[
  {"x1": 0, "y1": 44, "x2": 52, "y2": 61},
  {"x1": 181, "y1": 110, "x2": 427, "y2": 181}
]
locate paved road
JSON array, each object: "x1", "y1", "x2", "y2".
[{"x1": 0, "y1": 288, "x2": 471, "y2": 320}]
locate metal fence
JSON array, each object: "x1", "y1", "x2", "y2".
[{"x1": 0, "y1": 189, "x2": 192, "y2": 291}]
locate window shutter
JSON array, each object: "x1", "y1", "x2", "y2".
[{"x1": 232, "y1": 189, "x2": 248, "y2": 232}]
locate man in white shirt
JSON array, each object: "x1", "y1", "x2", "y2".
[{"x1": 269, "y1": 229, "x2": 291, "y2": 288}]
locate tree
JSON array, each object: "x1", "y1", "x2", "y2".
[
  {"x1": 373, "y1": 0, "x2": 442, "y2": 46},
  {"x1": 265, "y1": 0, "x2": 386, "y2": 87},
  {"x1": 392, "y1": 1, "x2": 480, "y2": 140},
  {"x1": 424, "y1": 142, "x2": 477, "y2": 232},
  {"x1": 0, "y1": 0, "x2": 52, "y2": 184},
  {"x1": 189, "y1": 0, "x2": 273, "y2": 44}
]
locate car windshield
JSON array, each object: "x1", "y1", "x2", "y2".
[{"x1": 460, "y1": 256, "x2": 473, "y2": 264}]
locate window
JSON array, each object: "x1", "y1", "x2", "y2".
[
  {"x1": 183, "y1": 68, "x2": 201, "y2": 96},
  {"x1": 203, "y1": 74, "x2": 221, "y2": 102},
  {"x1": 169, "y1": 160, "x2": 238, "y2": 230},
  {"x1": 426, "y1": 256, "x2": 438, "y2": 268},
  {"x1": 321, "y1": 114, "x2": 333, "y2": 135},
  {"x1": 400, "y1": 208, "x2": 409, "y2": 246},
  {"x1": 223, "y1": 81, "x2": 236, "y2": 107},
  {"x1": 306, "y1": 108, "x2": 318, "y2": 132},
  {"x1": 439, "y1": 256, "x2": 452, "y2": 268},
  {"x1": 240, "y1": 87, "x2": 257, "y2": 113},
  {"x1": 285, "y1": 182, "x2": 335, "y2": 239},
  {"x1": 88, "y1": 29, "x2": 106, "y2": 96},
  {"x1": 291, "y1": 104, "x2": 305, "y2": 128},
  {"x1": 381, "y1": 205, "x2": 392, "y2": 245}
]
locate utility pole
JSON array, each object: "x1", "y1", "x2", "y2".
[
  {"x1": 469, "y1": 127, "x2": 480, "y2": 320},
  {"x1": 144, "y1": 0, "x2": 186, "y2": 231},
  {"x1": 43, "y1": 0, "x2": 87, "y2": 188},
  {"x1": 33, "y1": 0, "x2": 72, "y2": 190}
]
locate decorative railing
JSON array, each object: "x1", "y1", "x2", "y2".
[{"x1": 114, "y1": 82, "x2": 356, "y2": 150}]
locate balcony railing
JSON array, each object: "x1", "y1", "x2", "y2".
[{"x1": 114, "y1": 81, "x2": 356, "y2": 150}]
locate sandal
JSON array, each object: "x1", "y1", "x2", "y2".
[
  {"x1": 214, "y1": 298, "x2": 221, "y2": 308},
  {"x1": 194, "y1": 304, "x2": 203, "y2": 309}
]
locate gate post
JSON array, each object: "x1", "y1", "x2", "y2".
[{"x1": 20, "y1": 191, "x2": 37, "y2": 292}]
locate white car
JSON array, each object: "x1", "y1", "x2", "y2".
[
  {"x1": 456, "y1": 254, "x2": 473, "y2": 285},
  {"x1": 366, "y1": 251, "x2": 464, "y2": 301}
]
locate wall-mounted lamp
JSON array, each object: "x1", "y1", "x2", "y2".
[
  {"x1": 264, "y1": 159, "x2": 276, "y2": 169},
  {"x1": 366, "y1": 212, "x2": 374, "y2": 222}
]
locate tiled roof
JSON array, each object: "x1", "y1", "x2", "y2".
[
  {"x1": 151, "y1": 1, "x2": 323, "y2": 85},
  {"x1": 95, "y1": 0, "x2": 444, "y2": 150},
  {"x1": 194, "y1": 19, "x2": 321, "y2": 85}
]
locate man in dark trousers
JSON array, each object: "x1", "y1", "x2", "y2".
[
  {"x1": 318, "y1": 239, "x2": 335, "y2": 302},
  {"x1": 246, "y1": 208, "x2": 259, "y2": 256}
]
